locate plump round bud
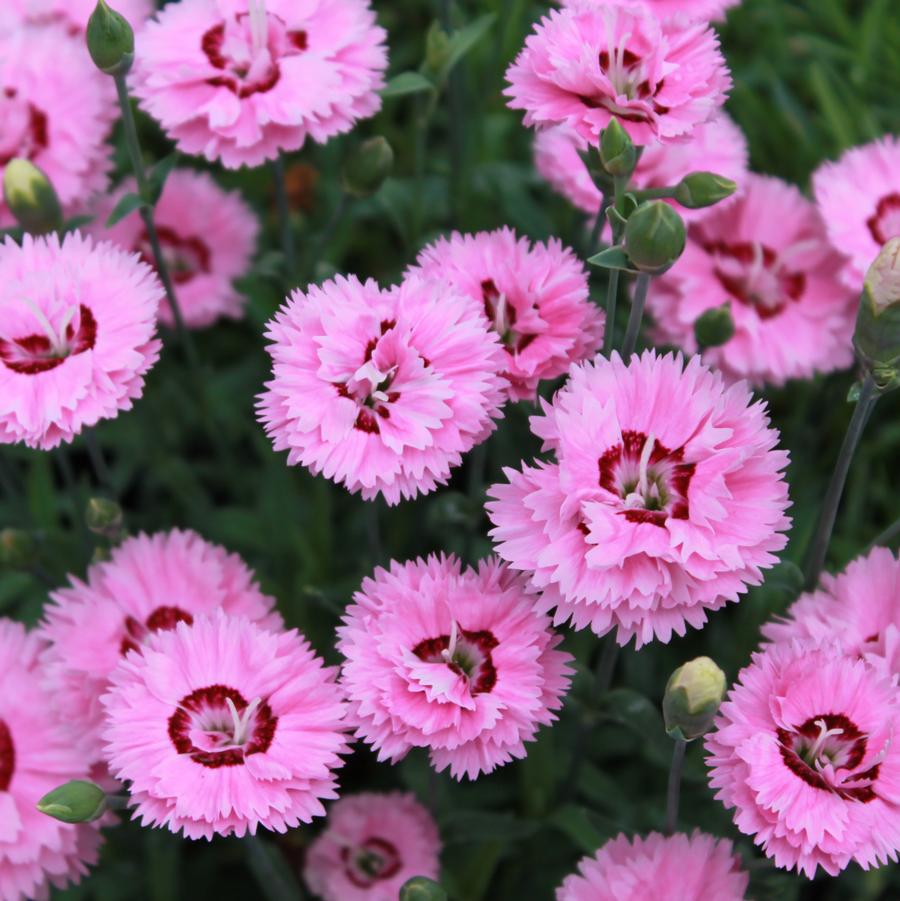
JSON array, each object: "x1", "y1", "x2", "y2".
[
  {"x1": 37, "y1": 780, "x2": 107, "y2": 824},
  {"x1": 623, "y1": 201, "x2": 686, "y2": 275},
  {"x1": 663, "y1": 656, "x2": 726, "y2": 742},
  {"x1": 86, "y1": 0, "x2": 135, "y2": 76},
  {"x1": 399, "y1": 876, "x2": 449, "y2": 901},
  {"x1": 85, "y1": 497, "x2": 124, "y2": 539},
  {"x1": 2, "y1": 159, "x2": 63, "y2": 235},
  {"x1": 0, "y1": 528, "x2": 38, "y2": 571},
  {"x1": 854, "y1": 238, "x2": 900, "y2": 391},
  {"x1": 341, "y1": 137, "x2": 394, "y2": 199},
  {"x1": 694, "y1": 303, "x2": 735, "y2": 349},
  {"x1": 672, "y1": 172, "x2": 737, "y2": 210},
  {"x1": 600, "y1": 118, "x2": 637, "y2": 179},
  {"x1": 423, "y1": 21, "x2": 451, "y2": 81}
]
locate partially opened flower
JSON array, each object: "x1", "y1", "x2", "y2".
[
  {"x1": 40, "y1": 529, "x2": 282, "y2": 761},
  {"x1": 337, "y1": 555, "x2": 573, "y2": 780},
  {"x1": 706, "y1": 641, "x2": 900, "y2": 877},
  {"x1": 5, "y1": 0, "x2": 153, "y2": 36},
  {"x1": 90, "y1": 169, "x2": 258, "y2": 329},
  {"x1": 258, "y1": 275, "x2": 505, "y2": 504},
  {"x1": 813, "y1": 135, "x2": 900, "y2": 291},
  {"x1": 487, "y1": 352, "x2": 791, "y2": 648},
  {"x1": 102, "y1": 611, "x2": 349, "y2": 839},
  {"x1": 504, "y1": 2, "x2": 730, "y2": 146},
  {"x1": 556, "y1": 831, "x2": 748, "y2": 901},
  {"x1": 304, "y1": 792, "x2": 441, "y2": 901},
  {"x1": 0, "y1": 232, "x2": 162, "y2": 450},
  {"x1": 409, "y1": 228, "x2": 604, "y2": 401},
  {"x1": 559, "y1": 0, "x2": 742, "y2": 22},
  {"x1": 0, "y1": 619, "x2": 103, "y2": 901},
  {"x1": 649, "y1": 174, "x2": 855, "y2": 386},
  {"x1": 132, "y1": 0, "x2": 388, "y2": 169}
]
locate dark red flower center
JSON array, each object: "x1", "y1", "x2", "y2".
[
  {"x1": 0, "y1": 720, "x2": 14, "y2": 791},
  {"x1": 168, "y1": 684, "x2": 277, "y2": 768},
  {"x1": 481, "y1": 279, "x2": 537, "y2": 355},
  {"x1": 578, "y1": 46, "x2": 669, "y2": 123},
  {"x1": 867, "y1": 193, "x2": 900, "y2": 246},
  {"x1": 777, "y1": 713, "x2": 880, "y2": 803},
  {"x1": 0, "y1": 87, "x2": 48, "y2": 166},
  {"x1": 705, "y1": 240, "x2": 806, "y2": 320},
  {"x1": 597, "y1": 429, "x2": 694, "y2": 527},
  {"x1": 0, "y1": 304, "x2": 97, "y2": 375},
  {"x1": 341, "y1": 838, "x2": 402, "y2": 888},
  {"x1": 134, "y1": 226, "x2": 211, "y2": 285},
  {"x1": 413, "y1": 625, "x2": 499, "y2": 695},
  {"x1": 120, "y1": 606, "x2": 195, "y2": 656}
]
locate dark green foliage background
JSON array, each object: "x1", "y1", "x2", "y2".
[{"x1": 2, "y1": 0, "x2": 900, "y2": 898}]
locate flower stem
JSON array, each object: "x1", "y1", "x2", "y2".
[
  {"x1": 665, "y1": 739, "x2": 687, "y2": 835},
  {"x1": 620, "y1": 273, "x2": 650, "y2": 359},
  {"x1": 84, "y1": 431, "x2": 114, "y2": 494},
  {"x1": 272, "y1": 155, "x2": 296, "y2": 277},
  {"x1": 306, "y1": 193, "x2": 350, "y2": 280},
  {"x1": 865, "y1": 516, "x2": 900, "y2": 554},
  {"x1": 601, "y1": 270, "x2": 620, "y2": 357},
  {"x1": 803, "y1": 374, "x2": 878, "y2": 589},
  {"x1": 0, "y1": 454, "x2": 20, "y2": 502},
  {"x1": 594, "y1": 634, "x2": 619, "y2": 694},
  {"x1": 243, "y1": 834, "x2": 305, "y2": 901}
]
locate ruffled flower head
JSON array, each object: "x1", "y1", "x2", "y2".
[
  {"x1": 258, "y1": 274, "x2": 506, "y2": 504},
  {"x1": 0, "y1": 619, "x2": 102, "y2": 901},
  {"x1": 304, "y1": 792, "x2": 441, "y2": 901},
  {"x1": 101, "y1": 611, "x2": 349, "y2": 839},
  {"x1": 337, "y1": 555, "x2": 573, "y2": 780},
  {"x1": 559, "y1": 0, "x2": 742, "y2": 22},
  {"x1": 90, "y1": 169, "x2": 258, "y2": 329},
  {"x1": 0, "y1": 232, "x2": 162, "y2": 449},
  {"x1": 487, "y1": 351, "x2": 791, "y2": 647},
  {"x1": 40, "y1": 529, "x2": 282, "y2": 760},
  {"x1": 706, "y1": 641, "x2": 900, "y2": 877},
  {"x1": 132, "y1": 0, "x2": 388, "y2": 169},
  {"x1": 409, "y1": 228, "x2": 604, "y2": 401},
  {"x1": 649, "y1": 174, "x2": 855, "y2": 386},
  {"x1": 504, "y1": 1, "x2": 731, "y2": 146},
  {"x1": 5, "y1": 0, "x2": 154, "y2": 35}
]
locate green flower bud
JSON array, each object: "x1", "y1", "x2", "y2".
[
  {"x1": 694, "y1": 303, "x2": 735, "y2": 349},
  {"x1": 37, "y1": 780, "x2": 107, "y2": 823},
  {"x1": 86, "y1": 0, "x2": 134, "y2": 77},
  {"x1": 599, "y1": 118, "x2": 637, "y2": 179},
  {"x1": 2, "y1": 159, "x2": 63, "y2": 235},
  {"x1": 672, "y1": 172, "x2": 737, "y2": 210},
  {"x1": 854, "y1": 237, "x2": 900, "y2": 391},
  {"x1": 85, "y1": 497, "x2": 124, "y2": 539},
  {"x1": 663, "y1": 656, "x2": 726, "y2": 742},
  {"x1": 422, "y1": 21, "x2": 451, "y2": 81},
  {"x1": 623, "y1": 201, "x2": 686, "y2": 275},
  {"x1": 341, "y1": 137, "x2": 394, "y2": 199},
  {"x1": 0, "y1": 529, "x2": 38, "y2": 571},
  {"x1": 399, "y1": 876, "x2": 449, "y2": 901}
]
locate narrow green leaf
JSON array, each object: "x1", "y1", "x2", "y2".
[
  {"x1": 549, "y1": 805, "x2": 616, "y2": 854},
  {"x1": 587, "y1": 246, "x2": 634, "y2": 271},
  {"x1": 380, "y1": 71, "x2": 435, "y2": 99},
  {"x1": 146, "y1": 154, "x2": 178, "y2": 206},
  {"x1": 437, "y1": 13, "x2": 496, "y2": 81},
  {"x1": 105, "y1": 192, "x2": 146, "y2": 227}
]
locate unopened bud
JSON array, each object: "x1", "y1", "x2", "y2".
[
  {"x1": 663, "y1": 656, "x2": 726, "y2": 741},
  {"x1": 85, "y1": 498, "x2": 123, "y2": 539},
  {"x1": 673, "y1": 172, "x2": 737, "y2": 210},
  {"x1": 399, "y1": 876, "x2": 448, "y2": 901},
  {"x1": 0, "y1": 529, "x2": 38, "y2": 570},
  {"x1": 600, "y1": 118, "x2": 637, "y2": 179},
  {"x1": 694, "y1": 303, "x2": 735, "y2": 349},
  {"x1": 623, "y1": 201, "x2": 686, "y2": 275},
  {"x1": 341, "y1": 137, "x2": 394, "y2": 199},
  {"x1": 422, "y1": 21, "x2": 451, "y2": 81},
  {"x1": 37, "y1": 780, "x2": 107, "y2": 823},
  {"x1": 2, "y1": 159, "x2": 63, "y2": 235},
  {"x1": 86, "y1": 0, "x2": 134, "y2": 76},
  {"x1": 854, "y1": 238, "x2": 900, "y2": 390}
]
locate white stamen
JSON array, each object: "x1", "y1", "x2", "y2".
[
  {"x1": 225, "y1": 696, "x2": 262, "y2": 746},
  {"x1": 441, "y1": 619, "x2": 460, "y2": 663},
  {"x1": 16, "y1": 295, "x2": 67, "y2": 354},
  {"x1": 248, "y1": 0, "x2": 267, "y2": 58},
  {"x1": 637, "y1": 433, "x2": 655, "y2": 498},
  {"x1": 808, "y1": 718, "x2": 844, "y2": 763},
  {"x1": 493, "y1": 292, "x2": 509, "y2": 336}
]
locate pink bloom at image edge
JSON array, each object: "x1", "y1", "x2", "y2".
[
  {"x1": 2, "y1": 0, "x2": 154, "y2": 35},
  {"x1": 557, "y1": 0, "x2": 742, "y2": 23}
]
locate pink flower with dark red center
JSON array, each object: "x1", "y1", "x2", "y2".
[
  {"x1": 258, "y1": 274, "x2": 506, "y2": 504},
  {"x1": 559, "y1": 0, "x2": 742, "y2": 23},
  {"x1": 304, "y1": 792, "x2": 441, "y2": 901},
  {"x1": 132, "y1": 0, "x2": 388, "y2": 169},
  {"x1": 0, "y1": 232, "x2": 162, "y2": 450},
  {"x1": 0, "y1": 619, "x2": 103, "y2": 901},
  {"x1": 337, "y1": 555, "x2": 573, "y2": 780},
  {"x1": 504, "y1": 2, "x2": 731, "y2": 147},
  {"x1": 487, "y1": 352, "x2": 791, "y2": 648},
  {"x1": 813, "y1": 135, "x2": 900, "y2": 290},
  {"x1": 101, "y1": 611, "x2": 349, "y2": 839},
  {"x1": 3, "y1": 0, "x2": 154, "y2": 36},
  {"x1": 556, "y1": 831, "x2": 748, "y2": 901},
  {"x1": 39, "y1": 529, "x2": 282, "y2": 761},
  {"x1": 706, "y1": 641, "x2": 900, "y2": 877},
  {"x1": 648, "y1": 174, "x2": 855, "y2": 386},
  {"x1": 534, "y1": 115, "x2": 748, "y2": 224},
  {"x1": 408, "y1": 228, "x2": 604, "y2": 401},
  {"x1": 89, "y1": 169, "x2": 258, "y2": 329}
]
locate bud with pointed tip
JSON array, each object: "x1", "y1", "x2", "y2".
[
  {"x1": 400, "y1": 876, "x2": 448, "y2": 901},
  {"x1": 3, "y1": 159, "x2": 63, "y2": 235},
  {"x1": 673, "y1": 172, "x2": 737, "y2": 210},
  {"x1": 85, "y1": 497, "x2": 124, "y2": 539},
  {"x1": 854, "y1": 237, "x2": 900, "y2": 392},
  {"x1": 422, "y1": 21, "x2": 451, "y2": 82},
  {"x1": 87, "y1": 0, "x2": 134, "y2": 76},
  {"x1": 0, "y1": 529, "x2": 38, "y2": 571},
  {"x1": 600, "y1": 118, "x2": 637, "y2": 179},
  {"x1": 341, "y1": 137, "x2": 394, "y2": 199},
  {"x1": 694, "y1": 303, "x2": 735, "y2": 349},
  {"x1": 37, "y1": 780, "x2": 107, "y2": 824},
  {"x1": 623, "y1": 201, "x2": 686, "y2": 275},
  {"x1": 663, "y1": 656, "x2": 726, "y2": 741}
]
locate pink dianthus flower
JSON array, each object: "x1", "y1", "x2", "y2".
[{"x1": 558, "y1": 0, "x2": 742, "y2": 22}]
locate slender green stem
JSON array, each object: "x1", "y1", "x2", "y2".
[
  {"x1": 0, "y1": 454, "x2": 19, "y2": 502},
  {"x1": 665, "y1": 739, "x2": 687, "y2": 834},
  {"x1": 412, "y1": 96, "x2": 431, "y2": 247},
  {"x1": 272, "y1": 155, "x2": 296, "y2": 277},
  {"x1": 243, "y1": 834, "x2": 305, "y2": 901},
  {"x1": 307, "y1": 193, "x2": 350, "y2": 279},
  {"x1": 84, "y1": 431, "x2": 113, "y2": 494},
  {"x1": 588, "y1": 191, "x2": 611, "y2": 256},
  {"x1": 602, "y1": 270, "x2": 620, "y2": 357},
  {"x1": 439, "y1": 0, "x2": 466, "y2": 227},
  {"x1": 803, "y1": 374, "x2": 879, "y2": 589},
  {"x1": 594, "y1": 635, "x2": 620, "y2": 694},
  {"x1": 620, "y1": 273, "x2": 651, "y2": 359},
  {"x1": 631, "y1": 186, "x2": 677, "y2": 202},
  {"x1": 866, "y1": 516, "x2": 900, "y2": 554}
]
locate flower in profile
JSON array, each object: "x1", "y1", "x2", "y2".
[
  {"x1": 304, "y1": 792, "x2": 441, "y2": 901},
  {"x1": 258, "y1": 275, "x2": 505, "y2": 505},
  {"x1": 40, "y1": 529, "x2": 282, "y2": 760},
  {"x1": 559, "y1": 0, "x2": 742, "y2": 22},
  {"x1": 487, "y1": 352, "x2": 791, "y2": 648},
  {"x1": 556, "y1": 831, "x2": 748, "y2": 901},
  {"x1": 0, "y1": 619, "x2": 103, "y2": 901},
  {"x1": 813, "y1": 135, "x2": 900, "y2": 291},
  {"x1": 0, "y1": 232, "x2": 162, "y2": 450},
  {"x1": 101, "y1": 611, "x2": 349, "y2": 839},
  {"x1": 4, "y1": 0, "x2": 153, "y2": 36},
  {"x1": 132, "y1": 0, "x2": 388, "y2": 169},
  {"x1": 504, "y1": 2, "x2": 730, "y2": 147},
  {"x1": 706, "y1": 641, "x2": 900, "y2": 877},
  {"x1": 90, "y1": 169, "x2": 258, "y2": 329},
  {"x1": 409, "y1": 228, "x2": 604, "y2": 401},
  {"x1": 648, "y1": 174, "x2": 855, "y2": 386},
  {"x1": 534, "y1": 115, "x2": 748, "y2": 224},
  {"x1": 337, "y1": 555, "x2": 573, "y2": 780}
]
